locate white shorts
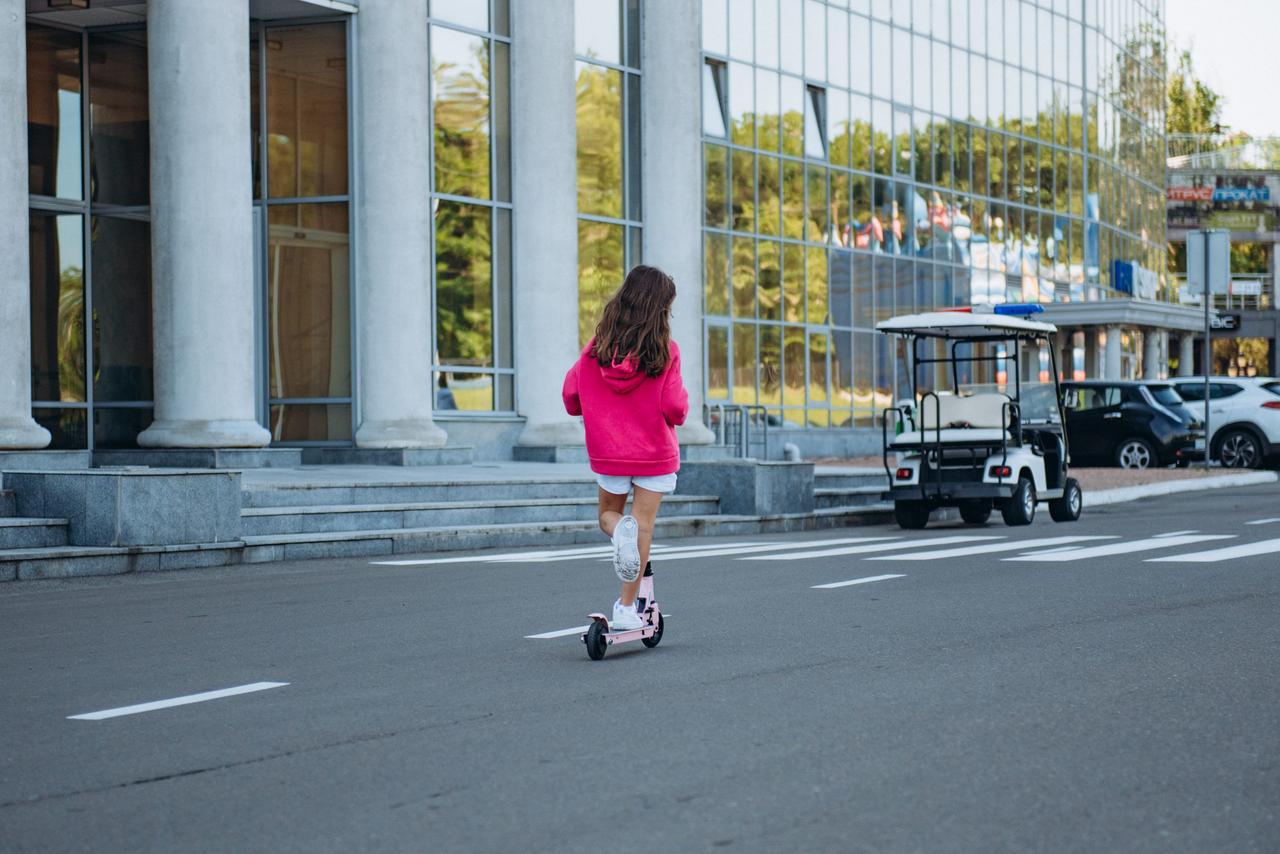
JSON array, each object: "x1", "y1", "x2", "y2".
[{"x1": 595, "y1": 473, "x2": 678, "y2": 496}]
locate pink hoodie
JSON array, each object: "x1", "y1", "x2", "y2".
[{"x1": 562, "y1": 339, "x2": 689, "y2": 476}]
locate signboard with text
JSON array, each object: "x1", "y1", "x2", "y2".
[{"x1": 1167, "y1": 172, "x2": 1280, "y2": 236}]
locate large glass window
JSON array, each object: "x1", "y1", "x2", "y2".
[
  {"x1": 256, "y1": 22, "x2": 353, "y2": 442},
  {"x1": 28, "y1": 26, "x2": 155, "y2": 449},
  {"x1": 700, "y1": 0, "x2": 1167, "y2": 429},
  {"x1": 430, "y1": 4, "x2": 514, "y2": 413},
  {"x1": 26, "y1": 27, "x2": 81, "y2": 200},
  {"x1": 575, "y1": 0, "x2": 642, "y2": 346}
]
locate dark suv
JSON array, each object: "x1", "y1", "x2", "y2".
[{"x1": 1061, "y1": 381, "x2": 1203, "y2": 469}]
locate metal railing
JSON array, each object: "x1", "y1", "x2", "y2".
[
  {"x1": 704, "y1": 404, "x2": 769, "y2": 459},
  {"x1": 1172, "y1": 274, "x2": 1274, "y2": 312},
  {"x1": 1167, "y1": 134, "x2": 1280, "y2": 171}
]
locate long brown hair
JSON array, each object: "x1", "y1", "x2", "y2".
[{"x1": 591, "y1": 265, "x2": 676, "y2": 376}]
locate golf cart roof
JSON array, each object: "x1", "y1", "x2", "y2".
[{"x1": 876, "y1": 310, "x2": 1057, "y2": 338}]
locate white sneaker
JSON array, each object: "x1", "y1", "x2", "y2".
[
  {"x1": 611, "y1": 515, "x2": 641, "y2": 581},
  {"x1": 611, "y1": 599, "x2": 644, "y2": 631}
]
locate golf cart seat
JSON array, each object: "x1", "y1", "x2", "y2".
[{"x1": 891, "y1": 392, "x2": 1014, "y2": 447}]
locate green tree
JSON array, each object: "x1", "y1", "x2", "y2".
[{"x1": 1166, "y1": 49, "x2": 1225, "y2": 136}]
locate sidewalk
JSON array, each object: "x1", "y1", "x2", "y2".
[{"x1": 812, "y1": 456, "x2": 1279, "y2": 505}]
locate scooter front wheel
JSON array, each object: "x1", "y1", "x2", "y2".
[
  {"x1": 585, "y1": 621, "x2": 607, "y2": 660},
  {"x1": 641, "y1": 613, "x2": 664, "y2": 648}
]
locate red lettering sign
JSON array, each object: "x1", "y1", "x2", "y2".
[{"x1": 1166, "y1": 186, "x2": 1213, "y2": 202}]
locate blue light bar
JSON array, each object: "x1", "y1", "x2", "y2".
[{"x1": 993, "y1": 303, "x2": 1045, "y2": 316}]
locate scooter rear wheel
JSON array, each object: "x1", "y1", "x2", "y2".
[
  {"x1": 585, "y1": 621, "x2": 607, "y2": 660},
  {"x1": 641, "y1": 613, "x2": 664, "y2": 648}
]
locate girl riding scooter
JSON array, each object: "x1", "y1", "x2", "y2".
[{"x1": 562, "y1": 265, "x2": 689, "y2": 631}]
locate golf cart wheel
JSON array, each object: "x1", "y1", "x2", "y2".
[
  {"x1": 641, "y1": 613, "x2": 664, "y2": 648},
  {"x1": 1000, "y1": 476, "x2": 1036, "y2": 526},
  {"x1": 1218, "y1": 429, "x2": 1261, "y2": 469},
  {"x1": 1048, "y1": 477, "x2": 1082, "y2": 522},
  {"x1": 585, "y1": 621, "x2": 607, "y2": 661},
  {"x1": 894, "y1": 500, "x2": 931, "y2": 530},
  {"x1": 958, "y1": 499, "x2": 992, "y2": 525},
  {"x1": 1115, "y1": 438, "x2": 1156, "y2": 470}
]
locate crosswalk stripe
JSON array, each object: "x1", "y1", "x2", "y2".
[
  {"x1": 811, "y1": 574, "x2": 906, "y2": 590},
  {"x1": 1145, "y1": 537, "x2": 1280, "y2": 563},
  {"x1": 1004, "y1": 534, "x2": 1236, "y2": 562},
  {"x1": 1245, "y1": 518, "x2": 1280, "y2": 526},
  {"x1": 610, "y1": 537, "x2": 900, "y2": 562},
  {"x1": 740, "y1": 535, "x2": 1002, "y2": 561},
  {"x1": 373, "y1": 545, "x2": 613, "y2": 566},
  {"x1": 372, "y1": 541, "x2": 753, "y2": 566},
  {"x1": 867, "y1": 535, "x2": 1117, "y2": 561}
]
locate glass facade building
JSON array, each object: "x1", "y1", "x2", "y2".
[
  {"x1": 701, "y1": 0, "x2": 1170, "y2": 426},
  {"x1": 5, "y1": 0, "x2": 1181, "y2": 457}
]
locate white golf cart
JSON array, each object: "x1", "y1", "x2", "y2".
[{"x1": 877, "y1": 305, "x2": 1083, "y2": 530}]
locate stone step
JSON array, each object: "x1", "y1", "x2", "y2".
[
  {"x1": 0, "y1": 541, "x2": 242, "y2": 581},
  {"x1": 239, "y1": 506, "x2": 898, "y2": 563},
  {"x1": 0, "y1": 490, "x2": 15, "y2": 517},
  {"x1": 0, "y1": 518, "x2": 69, "y2": 550},
  {"x1": 91, "y1": 448, "x2": 306, "y2": 469},
  {"x1": 813, "y1": 486, "x2": 886, "y2": 510},
  {"x1": 241, "y1": 477, "x2": 600, "y2": 508},
  {"x1": 299, "y1": 446, "x2": 475, "y2": 467},
  {"x1": 813, "y1": 469, "x2": 888, "y2": 490},
  {"x1": 239, "y1": 494, "x2": 722, "y2": 536}
]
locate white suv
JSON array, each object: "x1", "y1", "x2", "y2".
[{"x1": 1170, "y1": 377, "x2": 1280, "y2": 468}]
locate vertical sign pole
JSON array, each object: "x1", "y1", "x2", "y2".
[{"x1": 1202, "y1": 230, "x2": 1212, "y2": 472}]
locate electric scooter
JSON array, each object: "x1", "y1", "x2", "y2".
[{"x1": 582, "y1": 562, "x2": 664, "y2": 661}]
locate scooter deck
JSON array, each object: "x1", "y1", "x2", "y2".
[{"x1": 583, "y1": 611, "x2": 661, "y2": 643}]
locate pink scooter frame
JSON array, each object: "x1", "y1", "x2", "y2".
[{"x1": 582, "y1": 562, "x2": 664, "y2": 660}]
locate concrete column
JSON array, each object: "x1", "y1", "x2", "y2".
[
  {"x1": 1104, "y1": 325, "x2": 1123, "y2": 380},
  {"x1": 1178, "y1": 335, "x2": 1195, "y2": 377},
  {"x1": 511, "y1": 0, "x2": 584, "y2": 449},
  {"x1": 1057, "y1": 328, "x2": 1074, "y2": 381},
  {"x1": 1083, "y1": 329, "x2": 1100, "y2": 379},
  {"x1": 0, "y1": 5, "x2": 51, "y2": 449},
  {"x1": 1142, "y1": 329, "x2": 1161, "y2": 379},
  {"x1": 138, "y1": 0, "x2": 269, "y2": 448},
  {"x1": 642, "y1": 0, "x2": 715, "y2": 445},
  {"x1": 352, "y1": 1, "x2": 447, "y2": 448}
]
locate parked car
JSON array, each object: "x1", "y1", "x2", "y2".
[
  {"x1": 1168, "y1": 377, "x2": 1280, "y2": 468},
  {"x1": 1061, "y1": 380, "x2": 1203, "y2": 469}
]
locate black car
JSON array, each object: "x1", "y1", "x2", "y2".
[{"x1": 1061, "y1": 380, "x2": 1203, "y2": 469}]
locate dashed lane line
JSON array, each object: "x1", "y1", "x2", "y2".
[
  {"x1": 811, "y1": 574, "x2": 907, "y2": 590},
  {"x1": 68, "y1": 682, "x2": 289, "y2": 721}
]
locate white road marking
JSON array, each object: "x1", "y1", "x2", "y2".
[
  {"x1": 1245, "y1": 518, "x2": 1280, "y2": 526},
  {"x1": 742, "y1": 535, "x2": 1001, "y2": 561},
  {"x1": 526, "y1": 615, "x2": 673, "y2": 640},
  {"x1": 1146, "y1": 538, "x2": 1280, "y2": 563},
  {"x1": 68, "y1": 682, "x2": 289, "y2": 721},
  {"x1": 1155, "y1": 530, "x2": 1198, "y2": 537},
  {"x1": 372, "y1": 545, "x2": 613, "y2": 566},
  {"x1": 811, "y1": 574, "x2": 907, "y2": 590},
  {"x1": 868, "y1": 535, "x2": 1117, "y2": 561},
  {"x1": 1005, "y1": 534, "x2": 1236, "y2": 562},
  {"x1": 525, "y1": 626, "x2": 590, "y2": 639},
  {"x1": 605, "y1": 537, "x2": 900, "y2": 562}
]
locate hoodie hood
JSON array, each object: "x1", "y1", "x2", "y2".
[
  {"x1": 600, "y1": 353, "x2": 647, "y2": 394},
  {"x1": 580, "y1": 340, "x2": 647, "y2": 394}
]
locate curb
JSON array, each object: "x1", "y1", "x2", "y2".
[{"x1": 1086, "y1": 471, "x2": 1279, "y2": 507}]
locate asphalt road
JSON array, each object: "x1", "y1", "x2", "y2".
[{"x1": 2, "y1": 483, "x2": 1279, "y2": 853}]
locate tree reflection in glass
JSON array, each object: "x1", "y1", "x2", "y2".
[{"x1": 433, "y1": 26, "x2": 491, "y2": 200}]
